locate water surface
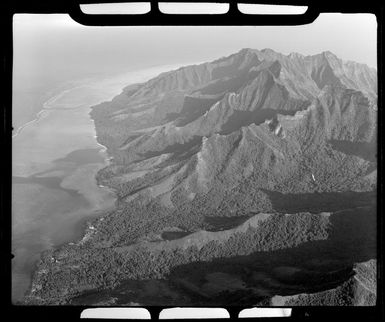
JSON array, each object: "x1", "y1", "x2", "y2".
[
  {"x1": 12, "y1": 81, "x2": 119, "y2": 302},
  {"x1": 12, "y1": 64, "x2": 189, "y2": 302}
]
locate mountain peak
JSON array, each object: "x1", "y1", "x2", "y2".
[
  {"x1": 320, "y1": 50, "x2": 340, "y2": 64},
  {"x1": 321, "y1": 50, "x2": 337, "y2": 57},
  {"x1": 288, "y1": 52, "x2": 305, "y2": 59},
  {"x1": 30, "y1": 46, "x2": 378, "y2": 306}
]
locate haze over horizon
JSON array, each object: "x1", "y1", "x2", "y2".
[
  {"x1": 12, "y1": 11, "x2": 378, "y2": 306},
  {"x1": 14, "y1": 13, "x2": 377, "y2": 84},
  {"x1": 12, "y1": 12, "x2": 377, "y2": 137}
]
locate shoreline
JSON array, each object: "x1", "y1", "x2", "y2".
[
  {"x1": 13, "y1": 83, "x2": 119, "y2": 302},
  {"x1": 15, "y1": 62, "x2": 208, "y2": 302},
  {"x1": 18, "y1": 113, "x2": 118, "y2": 304},
  {"x1": 12, "y1": 60, "x2": 211, "y2": 140},
  {"x1": 23, "y1": 202, "x2": 377, "y2": 305}
]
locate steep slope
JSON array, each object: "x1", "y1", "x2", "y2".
[
  {"x1": 95, "y1": 84, "x2": 376, "y2": 214},
  {"x1": 88, "y1": 47, "x2": 377, "y2": 253},
  {"x1": 252, "y1": 48, "x2": 377, "y2": 102},
  {"x1": 23, "y1": 48, "x2": 377, "y2": 306}
]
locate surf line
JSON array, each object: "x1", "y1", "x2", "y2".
[
  {"x1": 42, "y1": 84, "x2": 90, "y2": 109},
  {"x1": 12, "y1": 109, "x2": 48, "y2": 139},
  {"x1": 12, "y1": 84, "x2": 89, "y2": 139}
]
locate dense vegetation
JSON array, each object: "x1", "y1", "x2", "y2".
[
  {"x1": 276, "y1": 260, "x2": 377, "y2": 306},
  {"x1": 24, "y1": 48, "x2": 377, "y2": 306},
  {"x1": 25, "y1": 212, "x2": 330, "y2": 304}
]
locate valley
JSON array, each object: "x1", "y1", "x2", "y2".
[{"x1": 21, "y1": 48, "x2": 377, "y2": 306}]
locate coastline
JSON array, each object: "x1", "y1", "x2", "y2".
[
  {"x1": 14, "y1": 61, "x2": 221, "y2": 303},
  {"x1": 13, "y1": 62, "x2": 192, "y2": 139},
  {"x1": 13, "y1": 65, "x2": 156, "y2": 301},
  {"x1": 19, "y1": 57, "x2": 378, "y2": 305},
  {"x1": 17, "y1": 109, "x2": 118, "y2": 305},
  {"x1": 23, "y1": 202, "x2": 377, "y2": 305},
  {"x1": 12, "y1": 79, "x2": 121, "y2": 301}
]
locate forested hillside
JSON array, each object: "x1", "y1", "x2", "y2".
[{"x1": 24, "y1": 48, "x2": 377, "y2": 306}]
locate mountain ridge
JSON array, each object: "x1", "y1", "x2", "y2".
[{"x1": 23, "y1": 48, "x2": 377, "y2": 306}]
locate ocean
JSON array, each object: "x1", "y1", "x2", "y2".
[{"x1": 11, "y1": 64, "x2": 189, "y2": 302}]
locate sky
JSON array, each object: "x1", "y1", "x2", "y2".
[{"x1": 13, "y1": 12, "x2": 377, "y2": 90}]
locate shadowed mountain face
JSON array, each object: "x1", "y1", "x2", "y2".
[
  {"x1": 25, "y1": 48, "x2": 377, "y2": 306},
  {"x1": 90, "y1": 48, "x2": 376, "y2": 199}
]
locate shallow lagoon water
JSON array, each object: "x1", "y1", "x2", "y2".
[
  {"x1": 11, "y1": 82, "x2": 126, "y2": 301},
  {"x1": 12, "y1": 91, "x2": 116, "y2": 301},
  {"x1": 12, "y1": 64, "x2": 189, "y2": 302}
]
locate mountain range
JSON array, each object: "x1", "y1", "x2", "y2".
[{"x1": 24, "y1": 48, "x2": 377, "y2": 306}]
